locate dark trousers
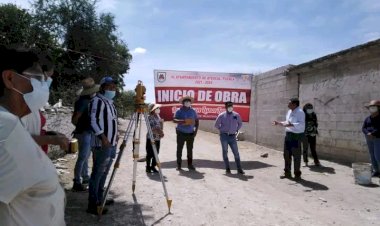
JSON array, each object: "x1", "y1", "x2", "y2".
[
  {"x1": 176, "y1": 130, "x2": 194, "y2": 167},
  {"x1": 302, "y1": 135, "x2": 319, "y2": 164},
  {"x1": 146, "y1": 138, "x2": 160, "y2": 168},
  {"x1": 284, "y1": 132, "x2": 303, "y2": 176}
]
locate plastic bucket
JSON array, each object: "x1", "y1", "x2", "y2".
[{"x1": 352, "y1": 163, "x2": 372, "y2": 185}]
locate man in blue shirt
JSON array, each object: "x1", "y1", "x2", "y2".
[
  {"x1": 173, "y1": 96, "x2": 199, "y2": 170},
  {"x1": 215, "y1": 102, "x2": 245, "y2": 174}
]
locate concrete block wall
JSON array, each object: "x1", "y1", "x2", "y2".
[{"x1": 295, "y1": 48, "x2": 380, "y2": 163}]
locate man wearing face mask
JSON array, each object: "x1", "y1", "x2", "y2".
[
  {"x1": 273, "y1": 98, "x2": 305, "y2": 180},
  {"x1": 21, "y1": 58, "x2": 69, "y2": 153},
  {"x1": 215, "y1": 101, "x2": 245, "y2": 174},
  {"x1": 173, "y1": 96, "x2": 199, "y2": 170},
  {"x1": 71, "y1": 78, "x2": 100, "y2": 192},
  {"x1": 87, "y1": 76, "x2": 118, "y2": 215},
  {"x1": 362, "y1": 100, "x2": 380, "y2": 177},
  {"x1": 302, "y1": 103, "x2": 320, "y2": 167},
  {"x1": 0, "y1": 47, "x2": 66, "y2": 225}
]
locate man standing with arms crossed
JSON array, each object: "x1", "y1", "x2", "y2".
[
  {"x1": 173, "y1": 96, "x2": 199, "y2": 171},
  {"x1": 273, "y1": 98, "x2": 305, "y2": 180}
]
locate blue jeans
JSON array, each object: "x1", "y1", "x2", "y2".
[
  {"x1": 365, "y1": 136, "x2": 380, "y2": 174},
  {"x1": 220, "y1": 133, "x2": 242, "y2": 170},
  {"x1": 88, "y1": 145, "x2": 116, "y2": 205},
  {"x1": 73, "y1": 131, "x2": 92, "y2": 184}
]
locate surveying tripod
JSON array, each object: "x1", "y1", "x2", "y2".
[{"x1": 98, "y1": 80, "x2": 172, "y2": 218}]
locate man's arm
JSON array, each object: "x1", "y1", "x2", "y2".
[
  {"x1": 237, "y1": 113, "x2": 243, "y2": 131},
  {"x1": 32, "y1": 134, "x2": 69, "y2": 151},
  {"x1": 90, "y1": 98, "x2": 110, "y2": 147}
]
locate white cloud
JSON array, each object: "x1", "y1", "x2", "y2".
[
  {"x1": 97, "y1": 0, "x2": 119, "y2": 11},
  {"x1": 132, "y1": 47, "x2": 147, "y2": 54}
]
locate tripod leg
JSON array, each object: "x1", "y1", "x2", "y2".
[
  {"x1": 143, "y1": 112, "x2": 172, "y2": 213},
  {"x1": 97, "y1": 112, "x2": 137, "y2": 218},
  {"x1": 132, "y1": 112, "x2": 143, "y2": 193}
]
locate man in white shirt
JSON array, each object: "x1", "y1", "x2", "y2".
[
  {"x1": 0, "y1": 47, "x2": 65, "y2": 225},
  {"x1": 273, "y1": 98, "x2": 305, "y2": 180}
]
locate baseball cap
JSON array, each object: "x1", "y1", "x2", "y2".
[{"x1": 100, "y1": 76, "x2": 118, "y2": 85}]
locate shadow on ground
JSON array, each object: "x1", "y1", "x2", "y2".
[
  {"x1": 289, "y1": 178, "x2": 329, "y2": 191},
  {"x1": 308, "y1": 165, "x2": 336, "y2": 174},
  {"x1": 64, "y1": 190, "x2": 153, "y2": 226},
  {"x1": 160, "y1": 159, "x2": 274, "y2": 171}
]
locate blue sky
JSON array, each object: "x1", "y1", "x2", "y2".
[{"x1": 2, "y1": 0, "x2": 380, "y2": 101}]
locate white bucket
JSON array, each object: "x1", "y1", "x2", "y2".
[{"x1": 352, "y1": 163, "x2": 372, "y2": 185}]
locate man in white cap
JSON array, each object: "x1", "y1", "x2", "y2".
[
  {"x1": 71, "y1": 77, "x2": 99, "y2": 191},
  {"x1": 173, "y1": 96, "x2": 199, "y2": 170}
]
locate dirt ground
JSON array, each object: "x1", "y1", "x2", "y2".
[{"x1": 57, "y1": 119, "x2": 380, "y2": 226}]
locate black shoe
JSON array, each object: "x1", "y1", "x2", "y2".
[
  {"x1": 294, "y1": 175, "x2": 302, "y2": 181},
  {"x1": 105, "y1": 198, "x2": 115, "y2": 206},
  {"x1": 188, "y1": 165, "x2": 196, "y2": 170},
  {"x1": 72, "y1": 183, "x2": 88, "y2": 192},
  {"x1": 146, "y1": 166, "x2": 151, "y2": 173},
  {"x1": 86, "y1": 206, "x2": 108, "y2": 215},
  {"x1": 237, "y1": 169, "x2": 245, "y2": 174},
  {"x1": 372, "y1": 172, "x2": 380, "y2": 177},
  {"x1": 280, "y1": 172, "x2": 292, "y2": 179},
  {"x1": 314, "y1": 162, "x2": 321, "y2": 167},
  {"x1": 151, "y1": 167, "x2": 159, "y2": 173},
  {"x1": 82, "y1": 178, "x2": 90, "y2": 185},
  {"x1": 226, "y1": 168, "x2": 231, "y2": 174}
]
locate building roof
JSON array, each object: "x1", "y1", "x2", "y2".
[{"x1": 286, "y1": 38, "x2": 380, "y2": 75}]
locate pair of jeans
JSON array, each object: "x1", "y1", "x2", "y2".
[
  {"x1": 146, "y1": 138, "x2": 160, "y2": 168},
  {"x1": 88, "y1": 145, "x2": 116, "y2": 205},
  {"x1": 176, "y1": 130, "x2": 195, "y2": 167},
  {"x1": 302, "y1": 135, "x2": 319, "y2": 164},
  {"x1": 220, "y1": 133, "x2": 242, "y2": 170},
  {"x1": 365, "y1": 136, "x2": 380, "y2": 174},
  {"x1": 284, "y1": 132, "x2": 303, "y2": 176},
  {"x1": 73, "y1": 131, "x2": 92, "y2": 184}
]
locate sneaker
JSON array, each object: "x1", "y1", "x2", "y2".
[
  {"x1": 280, "y1": 172, "x2": 292, "y2": 179},
  {"x1": 188, "y1": 165, "x2": 196, "y2": 170},
  {"x1": 237, "y1": 169, "x2": 245, "y2": 174},
  {"x1": 72, "y1": 183, "x2": 88, "y2": 192},
  {"x1": 151, "y1": 167, "x2": 159, "y2": 173},
  {"x1": 226, "y1": 168, "x2": 231, "y2": 174}
]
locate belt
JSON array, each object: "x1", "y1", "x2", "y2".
[{"x1": 222, "y1": 133, "x2": 236, "y2": 136}]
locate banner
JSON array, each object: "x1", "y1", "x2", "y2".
[{"x1": 154, "y1": 70, "x2": 252, "y2": 122}]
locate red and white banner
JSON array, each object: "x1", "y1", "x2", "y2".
[{"x1": 154, "y1": 70, "x2": 252, "y2": 122}]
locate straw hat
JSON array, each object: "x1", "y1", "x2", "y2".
[
  {"x1": 77, "y1": 78, "x2": 100, "y2": 96},
  {"x1": 179, "y1": 96, "x2": 194, "y2": 104},
  {"x1": 365, "y1": 100, "x2": 380, "y2": 108},
  {"x1": 148, "y1": 103, "x2": 162, "y2": 113}
]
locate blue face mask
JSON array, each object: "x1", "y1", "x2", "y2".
[{"x1": 104, "y1": 90, "x2": 116, "y2": 99}]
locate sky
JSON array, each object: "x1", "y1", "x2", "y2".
[{"x1": 1, "y1": 0, "x2": 380, "y2": 102}]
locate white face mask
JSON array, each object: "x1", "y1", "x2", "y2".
[
  {"x1": 227, "y1": 107, "x2": 233, "y2": 112},
  {"x1": 13, "y1": 73, "x2": 50, "y2": 112},
  {"x1": 369, "y1": 106, "x2": 378, "y2": 113},
  {"x1": 154, "y1": 108, "x2": 160, "y2": 114},
  {"x1": 184, "y1": 101, "x2": 191, "y2": 107},
  {"x1": 306, "y1": 109, "x2": 314, "y2": 114}
]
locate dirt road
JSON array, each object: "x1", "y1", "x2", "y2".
[{"x1": 61, "y1": 120, "x2": 380, "y2": 226}]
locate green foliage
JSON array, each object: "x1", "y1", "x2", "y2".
[
  {"x1": 0, "y1": 0, "x2": 132, "y2": 107},
  {"x1": 114, "y1": 90, "x2": 136, "y2": 119}
]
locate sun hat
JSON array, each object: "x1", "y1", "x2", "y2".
[{"x1": 77, "y1": 77, "x2": 100, "y2": 96}]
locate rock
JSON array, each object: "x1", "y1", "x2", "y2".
[{"x1": 260, "y1": 153, "x2": 269, "y2": 158}]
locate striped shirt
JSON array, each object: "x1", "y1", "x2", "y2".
[{"x1": 89, "y1": 93, "x2": 118, "y2": 147}]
